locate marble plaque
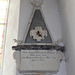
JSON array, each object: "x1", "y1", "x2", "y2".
[{"x1": 20, "y1": 50, "x2": 63, "y2": 72}]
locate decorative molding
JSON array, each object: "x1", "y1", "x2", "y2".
[{"x1": 31, "y1": 0, "x2": 43, "y2": 7}]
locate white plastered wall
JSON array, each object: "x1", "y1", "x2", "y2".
[
  {"x1": 58, "y1": 0, "x2": 75, "y2": 75},
  {"x1": 2, "y1": 0, "x2": 66, "y2": 75}
]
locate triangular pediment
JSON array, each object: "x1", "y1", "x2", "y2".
[{"x1": 24, "y1": 9, "x2": 52, "y2": 43}]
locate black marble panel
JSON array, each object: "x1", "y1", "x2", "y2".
[
  {"x1": 25, "y1": 9, "x2": 52, "y2": 43},
  {"x1": 12, "y1": 45, "x2": 64, "y2": 52}
]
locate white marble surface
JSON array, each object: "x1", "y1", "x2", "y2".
[{"x1": 20, "y1": 50, "x2": 63, "y2": 72}]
